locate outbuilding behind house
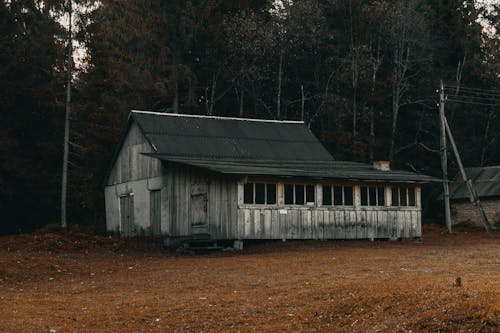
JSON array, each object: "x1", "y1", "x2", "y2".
[{"x1": 448, "y1": 166, "x2": 500, "y2": 227}]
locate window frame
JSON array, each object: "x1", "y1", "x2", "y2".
[
  {"x1": 242, "y1": 182, "x2": 278, "y2": 206},
  {"x1": 322, "y1": 184, "x2": 354, "y2": 207},
  {"x1": 360, "y1": 185, "x2": 386, "y2": 207},
  {"x1": 283, "y1": 183, "x2": 316, "y2": 206},
  {"x1": 391, "y1": 185, "x2": 417, "y2": 207}
]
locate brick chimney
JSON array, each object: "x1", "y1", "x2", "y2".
[{"x1": 373, "y1": 161, "x2": 391, "y2": 171}]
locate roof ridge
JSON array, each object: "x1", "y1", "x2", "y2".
[{"x1": 131, "y1": 110, "x2": 304, "y2": 124}]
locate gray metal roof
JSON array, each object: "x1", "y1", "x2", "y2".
[
  {"x1": 449, "y1": 166, "x2": 500, "y2": 200},
  {"x1": 143, "y1": 155, "x2": 439, "y2": 183},
  {"x1": 131, "y1": 110, "x2": 438, "y2": 183},
  {"x1": 132, "y1": 110, "x2": 333, "y2": 161}
]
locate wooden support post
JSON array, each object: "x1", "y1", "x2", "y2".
[
  {"x1": 439, "y1": 80, "x2": 452, "y2": 233},
  {"x1": 443, "y1": 117, "x2": 493, "y2": 235}
]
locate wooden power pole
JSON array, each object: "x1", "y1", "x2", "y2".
[
  {"x1": 61, "y1": 0, "x2": 72, "y2": 229},
  {"x1": 443, "y1": 117, "x2": 493, "y2": 235},
  {"x1": 439, "y1": 80, "x2": 452, "y2": 233}
]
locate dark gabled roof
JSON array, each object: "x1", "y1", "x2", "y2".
[
  {"x1": 131, "y1": 110, "x2": 333, "y2": 161},
  {"x1": 143, "y1": 155, "x2": 439, "y2": 183},
  {"x1": 106, "y1": 110, "x2": 438, "y2": 184},
  {"x1": 449, "y1": 166, "x2": 500, "y2": 200}
]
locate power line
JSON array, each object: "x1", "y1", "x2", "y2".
[
  {"x1": 444, "y1": 88, "x2": 500, "y2": 99},
  {"x1": 446, "y1": 99, "x2": 498, "y2": 107},
  {"x1": 445, "y1": 93, "x2": 497, "y2": 102},
  {"x1": 445, "y1": 85, "x2": 500, "y2": 95}
]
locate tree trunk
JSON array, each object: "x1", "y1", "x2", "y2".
[
  {"x1": 239, "y1": 89, "x2": 244, "y2": 117},
  {"x1": 389, "y1": 75, "x2": 400, "y2": 162},
  {"x1": 171, "y1": 64, "x2": 179, "y2": 113},
  {"x1": 300, "y1": 84, "x2": 305, "y2": 121},
  {"x1": 208, "y1": 72, "x2": 216, "y2": 115},
  {"x1": 61, "y1": 0, "x2": 72, "y2": 229},
  {"x1": 277, "y1": 49, "x2": 283, "y2": 119}
]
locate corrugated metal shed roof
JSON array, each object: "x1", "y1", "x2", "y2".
[
  {"x1": 132, "y1": 110, "x2": 333, "y2": 161},
  {"x1": 130, "y1": 110, "x2": 438, "y2": 183},
  {"x1": 449, "y1": 166, "x2": 500, "y2": 200},
  {"x1": 143, "y1": 155, "x2": 439, "y2": 183}
]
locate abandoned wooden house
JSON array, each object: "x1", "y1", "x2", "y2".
[
  {"x1": 104, "y1": 110, "x2": 437, "y2": 242},
  {"x1": 448, "y1": 166, "x2": 500, "y2": 227}
]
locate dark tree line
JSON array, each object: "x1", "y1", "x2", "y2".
[{"x1": 1, "y1": 0, "x2": 498, "y2": 233}]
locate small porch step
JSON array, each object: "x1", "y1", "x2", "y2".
[{"x1": 172, "y1": 235, "x2": 223, "y2": 254}]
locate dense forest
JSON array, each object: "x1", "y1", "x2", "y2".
[{"x1": 1, "y1": 0, "x2": 498, "y2": 234}]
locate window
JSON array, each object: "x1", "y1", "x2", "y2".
[
  {"x1": 322, "y1": 185, "x2": 354, "y2": 206},
  {"x1": 284, "y1": 184, "x2": 315, "y2": 205},
  {"x1": 391, "y1": 186, "x2": 416, "y2": 207},
  {"x1": 360, "y1": 185, "x2": 385, "y2": 206},
  {"x1": 243, "y1": 182, "x2": 277, "y2": 205}
]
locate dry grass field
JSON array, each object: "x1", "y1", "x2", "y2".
[{"x1": 0, "y1": 224, "x2": 499, "y2": 332}]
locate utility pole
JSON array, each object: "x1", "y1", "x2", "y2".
[
  {"x1": 443, "y1": 117, "x2": 493, "y2": 235},
  {"x1": 439, "y1": 80, "x2": 452, "y2": 233},
  {"x1": 61, "y1": 0, "x2": 72, "y2": 229}
]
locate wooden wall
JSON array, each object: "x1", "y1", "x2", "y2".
[
  {"x1": 164, "y1": 163, "x2": 238, "y2": 238},
  {"x1": 165, "y1": 167, "x2": 422, "y2": 240},
  {"x1": 107, "y1": 121, "x2": 163, "y2": 185},
  {"x1": 236, "y1": 207, "x2": 421, "y2": 239}
]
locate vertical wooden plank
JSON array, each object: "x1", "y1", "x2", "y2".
[
  {"x1": 377, "y1": 210, "x2": 384, "y2": 238},
  {"x1": 323, "y1": 210, "x2": 331, "y2": 239},
  {"x1": 356, "y1": 210, "x2": 364, "y2": 239},
  {"x1": 244, "y1": 209, "x2": 252, "y2": 238},
  {"x1": 333, "y1": 210, "x2": 342, "y2": 239},
  {"x1": 150, "y1": 190, "x2": 161, "y2": 236},
  {"x1": 366, "y1": 210, "x2": 374, "y2": 239},
  {"x1": 264, "y1": 209, "x2": 272, "y2": 237},
  {"x1": 416, "y1": 210, "x2": 422, "y2": 237},
  {"x1": 405, "y1": 210, "x2": 411, "y2": 238},
  {"x1": 270, "y1": 209, "x2": 278, "y2": 238},
  {"x1": 301, "y1": 210, "x2": 308, "y2": 239},
  {"x1": 237, "y1": 206, "x2": 244, "y2": 239},
  {"x1": 351, "y1": 210, "x2": 359, "y2": 239},
  {"x1": 290, "y1": 210, "x2": 298, "y2": 239}
]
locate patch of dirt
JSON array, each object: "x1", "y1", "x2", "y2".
[{"x1": 0, "y1": 224, "x2": 498, "y2": 332}]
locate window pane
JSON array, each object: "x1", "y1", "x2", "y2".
[
  {"x1": 408, "y1": 187, "x2": 415, "y2": 206},
  {"x1": 361, "y1": 186, "x2": 368, "y2": 206},
  {"x1": 266, "y1": 184, "x2": 277, "y2": 204},
  {"x1": 295, "y1": 184, "x2": 304, "y2": 204},
  {"x1": 369, "y1": 186, "x2": 377, "y2": 206},
  {"x1": 391, "y1": 186, "x2": 398, "y2": 206},
  {"x1": 400, "y1": 187, "x2": 407, "y2": 206},
  {"x1": 244, "y1": 183, "x2": 253, "y2": 204},
  {"x1": 284, "y1": 184, "x2": 294, "y2": 205},
  {"x1": 255, "y1": 183, "x2": 265, "y2": 204},
  {"x1": 332, "y1": 186, "x2": 341, "y2": 205},
  {"x1": 377, "y1": 187, "x2": 385, "y2": 206},
  {"x1": 306, "y1": 185, "x2": 315, "y2": 203},
  {"x1": 323, "y1": 185, "x2": 332, "y2": 205},
  {"x1": 344, "y1": 186, "x2": 353, "y2": 205}
]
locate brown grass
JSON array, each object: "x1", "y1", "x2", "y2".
[{"x1": 0, "y1": 224, "x2": 498, "y2": 332}]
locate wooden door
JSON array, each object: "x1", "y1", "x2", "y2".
[
  {"x1": 150, "y1": 190, "x2": 161, "y2": 236},
  {"x1": 119, "y1": 195, "x2": 135, "y2": 237},
  {"x1": 190, "y1": 183, "x2": 208, "y2": 234}
]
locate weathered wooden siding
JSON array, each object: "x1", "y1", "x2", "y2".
[
  {"x1": 164, "y1": 168, "x2": 423, "y2": 239},
  {"x1": 107, "y1": 121, "x2": 162, "y2": 185},
  {"x1": 164, "y1": 163, "x2": 238, "y2": 238},
  {"x1": 105, "y1": 120, "x2": 166, "y2": 235},
  {"x1": 235, "y1": 207, "x2": 421, "y2": 239}
]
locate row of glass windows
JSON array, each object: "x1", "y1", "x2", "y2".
[{"x1": 243, "y1": 182, "x2": 416, "y2": 207}]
